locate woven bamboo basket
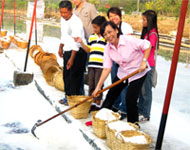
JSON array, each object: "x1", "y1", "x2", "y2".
[
  {"x1": 91, "y1": 111, "x2": 120, "y2": 139},
  {"x1": 39, "y1": 52, "x2": 57, "y2": 66},
  {"x1": 19, "y1": 40, "x2": 28, "y2": 49},
  {"x1": 42, "y1": 63, "x2": 60, "y2": 86},
  {"x1": 16, "y1": 40, "x2": 21, "y2": 47},
  {"x1": 0, "y1": 30, "x2": 7, "y2": 37},
  {"x1": 9, "y1": 36, "x2": 18, "y2": 46},
  {"x1": 67, "y1": 95, "x2": 93, "y2": 119},
  {"x1": 9, "y1": 35, "x2": 14, "y2": 41},
  {"x1": 40, "y1": 58, "x2": 59, "y2": 71},
  {"x1": 29, "y1": 45, "x2": 44, "y2": 59},
  {"x1": 105, "y1": 121, "x2": 117, "y2": 148},
  {"x1": 34, "y1": 51, "x2": 46, "y2": 65},
  {"x1": 52, "y1": 69, "x2": 64, "y2": 91},
  {"x1": 34, "y1": 52, "x2": 57, "y2": 67},
  {"x1": 10, "y1": 36, "x2": 28, "y2": 49},
  {"x1": 35, "y1": 52, "x2": 48, "y2": 66},
  {"x1": 114, "y1": 130, "x2": 152, "y2": 150},
  {"x1": 0, "y1": 39, "x2": 11, "y2": 49},
  {"x1": 105, "y1": 121, "x2": 139, "y2": 149}
]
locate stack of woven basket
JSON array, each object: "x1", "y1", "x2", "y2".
[
  {"x1": 92, "y1": 108, "x2": 152, "y2": 150},
  {"x1": 9, "y1": 35, "x2": 28, "y2": 49},
  {"x1": 0, "y1": 29, "x2": 7, "y2": 37},
  {"x1": 91, "y1": 108, "x2": 120, "y2": 139},
  {"x1": 29, "y1": 45, "x2": 64, "y2": 91},
  {"x1": 0, "y1": 36, "x2": 11, "y2": 49}
]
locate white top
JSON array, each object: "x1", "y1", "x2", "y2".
[
  {"x1": 60, "y1": 14, "x2": 86, "y2": 52},
  {"x1": 121, "y1": 22, "x2": 133, "y2": 35}
]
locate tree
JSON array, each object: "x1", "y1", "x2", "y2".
[{"x1": 87, "y1": 0, "x2": 100, "y2": 7}]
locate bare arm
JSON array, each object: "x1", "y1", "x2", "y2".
[
  {"x1": 58, "y1": 43, "x2": 64, "y2": 58},
  {"x1": 92, "y1": 68, "x2": 111, "y2": 97},
  {"x1": 139, "y1": 45, "x2": 152, "y2": 72},
  {"x1": 67, "y1": 50, "x2": 77, "y2": 70},
  {"x1": 73, "y1": 37, "x2": 90, "y2": 53}
]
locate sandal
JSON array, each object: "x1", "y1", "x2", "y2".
[
  {"x1": 59, "y1": 97, "x2": 68, "y2": 106},
  {"x1": 119, "y1": 113, "x2": 127, "y2": 120},
  {"x1": 89, "y1": 104, "x2": 101, "y2": 113},
  {"x1": 134, "y1": 122, "x2": 141, "y2": 129},
  {"x1": 139, "y1": 115, "x2": 150, "y2": 122}
]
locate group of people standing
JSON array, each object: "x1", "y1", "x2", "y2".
[{"x1": 58, "y1": 0, "x2": 159, "y2": 124}]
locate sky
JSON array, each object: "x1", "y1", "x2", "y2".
[{"x1": 0, "y1": 34, "x2": 190, "y2": 150}]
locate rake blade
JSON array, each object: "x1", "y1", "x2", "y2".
[{"x1": 31, "y1": 120, "x2": 42, "y2": 139}]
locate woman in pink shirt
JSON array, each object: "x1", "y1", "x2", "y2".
[
  {"x1": 138, "y1": 10, "x2": 159, "y2": 121},
  {"x1": 92, "y1": 21, "x2": 152, "y2": 124}
]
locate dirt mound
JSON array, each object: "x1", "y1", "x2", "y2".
[
  {"x1": 122, "y1": 14, "x2": 190, "y2": 38},
  {"x1": 3, "y1": 10, "x2": 190, "y2": 39}
]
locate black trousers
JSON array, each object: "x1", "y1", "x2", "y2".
[
  {"x1": 63, "y1": 48, "x2": 87, "y2": 96},
  {"x1": 101, "y1": 75, "x2": 146, "y2": 123}
]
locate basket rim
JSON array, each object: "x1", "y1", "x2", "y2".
[
  {"x1": 92, "y1": 111, "x2": 120, "y2": 122},
  {"x1": 67, "y1": 95, "x2": 93, "y2": 103},
  {"x1": 107, "y1": 121, "x2": 139, "y2": 131},
  {"x1": 117, "y1": 130, "x2": 152, "y2": 145}
]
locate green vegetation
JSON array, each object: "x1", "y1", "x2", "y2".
[
  {"x1": 1, "y1": 0, "x2": 189, "y2": 64},
  {"x1": 3, "y1": 0, "x2": 27, "y2": 11},
  {"x1": 92, "y1": 0, "x2": 189, "y2": 17},
  {"x1": 44, "y1": 24, "x2": 61, "y2": 38},
  {"x1": 158, "y1": 49, "x2": 189, "y2": 63},
  {"x1": 44, "y1": 1, "x2": 60, "y2": 12},
  {"x1": 1, "y1": 0, "x2": 189, "y2": 17}
]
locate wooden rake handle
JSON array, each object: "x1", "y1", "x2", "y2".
[{"x1": 37, "y1": 69, "x2": 140, "y2": 127}]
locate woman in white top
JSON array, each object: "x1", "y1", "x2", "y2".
[{"x1": 107, "y1": 7, "x2": 133, "y2": 35}]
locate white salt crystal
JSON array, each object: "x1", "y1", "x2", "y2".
[
  {"x1": 95, "y1": 108, "x2": 118, "y2": 121},
  {"x1": 108, "y1": 120, "x2": 136, "y2": 132},
  {"x1": 0, "y1": 37, "x2": 10, "y2": 42},
  {"x1": 120, "y1": 134, "x2": 147, "y2": 144}
]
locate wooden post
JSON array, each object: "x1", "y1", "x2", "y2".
[{"x1": 155, "y1": 0, "x2": 189, "y2": 149}]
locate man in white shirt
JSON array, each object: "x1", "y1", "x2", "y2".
[
  {"x1": 58, "y1": 0, "x2": 87, "y2": 104},
  {"x1": 71, "y1": 0, "x2": 98, "y2": 40}
]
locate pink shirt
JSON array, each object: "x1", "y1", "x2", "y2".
[
  {"x1": 103, "y1": 35, "x2": 151, "y2": 83},
  {"x1": 144, "y1": 28, "x2": 158, "y2": 67}
]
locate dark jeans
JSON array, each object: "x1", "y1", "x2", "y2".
[
  {"x1": 79, "y1": 53, "x2": 89, "y2": 95},
  {"x1": 63, "y1": 48, "x2": 87, "y2": 96},
  {"x1": 101, "y1": 75, "x2": 146, "y2": 123},
  {"x1": 111, "y1": 62, "x2": 127, "y2": 114},
  {"x1": 138, "y1": 67, "x2": 154, "y2": 118},
  {"x1": 112, "y1": 86, "x2": 128, "y2": 114},
  {"x1": 79, "y1": 75, "x2": 85, "y2": 95}
]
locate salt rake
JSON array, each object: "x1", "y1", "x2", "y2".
[
  {"x1": 31, "y1": 69, "x2": 141, "y2": 139},
  {"x1": 13, "y1": 0, "x2": 38, "y2": 86}
]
